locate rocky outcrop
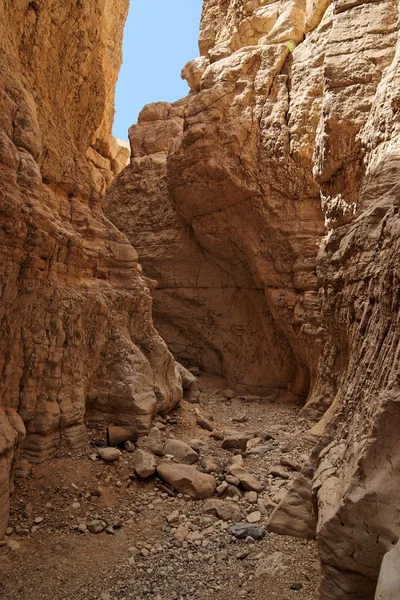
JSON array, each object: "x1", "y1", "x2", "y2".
[
  {"x1": 105, "y1": 0, "x2": 400, "y2": 597},
  {"x1": 0, "y1": 0, "x2": 182, "y2": 537}
]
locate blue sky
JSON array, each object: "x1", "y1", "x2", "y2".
[{"x1": 113, "y1": 0, "x2": 203, "y2": 140}]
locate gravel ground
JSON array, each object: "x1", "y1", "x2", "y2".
[{"x1": 0, "y1": 373, "x2": 320, "y2": 600}]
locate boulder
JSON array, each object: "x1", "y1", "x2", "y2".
[
  {"x1": 157, "y1": 463, "x2": 216, "y2": 499},
  {"x1": 267, "y1": 472, "x2": 316, "y2": 540},
  {"x1": 228, "y1": 464, "x2": 264, "y2": 492},
  {"x1": 164, "y1": 439, "x2": 199, "y2": 465},
  {"x1": 222, "y1": 434, "x2": 249, "y2": 451}
]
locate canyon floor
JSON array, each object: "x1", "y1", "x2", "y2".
[{"x1": 0, "y1": 374, "x2": 320, "y2": 600}]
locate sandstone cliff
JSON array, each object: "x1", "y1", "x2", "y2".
[
  {"x1": 0, "y1": 0, "x2": 182, "y2": 539},
  {"x1": 104, "y1": 1, "x2": 400, "y2": 598}
]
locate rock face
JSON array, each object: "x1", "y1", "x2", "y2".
[
  {"x1": 0, "y1": 0, "x2": 182, "y2": 537},
  {"x1": 104, "y1": 0, "x2": 400, "y2": 598},
  {"x1": 104, "y1": 100, "x2": 307, "y2": 396}
]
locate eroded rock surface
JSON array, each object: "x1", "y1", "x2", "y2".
[
  {"x1": 105, "y1": 0, "x2": 400, "y2": 598},
  {"x1": 0, "y1": 0, "x2": 182, "y2": 537}
]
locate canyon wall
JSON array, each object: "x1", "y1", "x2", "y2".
[
  {"x1": 0, "y1": 0, "x2": 182, "y2": 538},
  {"x1": 105, "y1": 0, "x2": 400, "y2": 598}
]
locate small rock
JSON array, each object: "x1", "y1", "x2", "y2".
[
  {"x1": 189, "y1": 438, "x2": 208, "y2": 451},
  {"x1": 97, "y1": 447, "x2": 121, "y2": 462},
  {"x1": 231, "y1": 454, "x2": 244, "y2": 466},
  {"x1": 202, "y1": 456, "x2": 221, "y2": 474},
  {"x1": 228, "y1": 464, "x2": 263, "y2": 492},
  {"x1": 290, "y1": 583, "x2": 304, "y2": 591},
  {"x1": 204, "y1": 499, "x2": 242, "y2": 523},
  {"x1": 164, "y1": 439, "x2": 199, "y2": 465},
  {"x1": 246, "y1": 511, "x2": 261, "y2": 523},
  {"x1": 34, "y1": 516, "x2": 44, "y2": 524},
  {"x1": 230, "y1": 523, "x2": 265, "y2": 541},
  {"x1": 236, "y1": 550, "x2": 250, "y2": 560},
  {"x1": 133, "y1": 449, "x2": 156, "y2": 478},
  {"x1": 248, "y1": 491, "x2": 258, "y2": 504},
  {"x1": 196, "y1": 416, "x2": 213, "y2": 431},
  {"x1": 210, "y1": 430, "x2": 224, "y2": 441},
  {"x1": 222, "y1": 434, "x2": 249, "y2": 452},
  {"x1": 140, "y1": 427, "x2": 164, "y2": 456},
  {"x1": 247, "y1": 446, "x2": 270, "y2": 456},
  {"x1": 280, "y1": 457, "x2": 301, "y2": 472},
  {"x1": 77, "y1": 523, "x2": 87, "y2": 533},
  {"x1": 216, "y1": 481, "x2": 229, "y2": 495},
  {"x1": 14, "y1": 459, "x2": 31, "y2": 479},
  {"x1": 87, "y1": 520, "x2": 107, "y2": 534},
  {"x1": 174, "y1": 525, "x2": 189, "y2": 542},
  {"x1": 216, "y1": 549, "x2": 228, "y2": 562},
  {"x1": 222, "y1": 389, "x2": 235, "y2": 399},
  {"x1": 166, "y1": 510, "x2": 180, "y2": 524},
  {"x1": 225, "y1": 475, "x2": 240, "y2": 486},
  {"x1": 269, "y1": 466, "x2": 290, "y2": 479},
  {"x1": 124, "y1": 440, "x2": 136, "y2": 453}
]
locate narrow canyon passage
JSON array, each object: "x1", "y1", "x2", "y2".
[{"x1": 0, "y1": 1, "x2": 399, "y2": 600}]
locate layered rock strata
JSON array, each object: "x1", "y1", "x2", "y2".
[
  {"x1": 0, "y1": 0, "x2": 182, "y2": 538},
  {"x1": 105, "y1": 0, "x2": 400, "y2": 598}
]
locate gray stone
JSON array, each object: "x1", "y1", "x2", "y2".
[{"x1": 230, "y1": 523, "x2": 265, "y2": 541}]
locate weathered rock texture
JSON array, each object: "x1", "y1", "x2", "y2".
[
  {"x1": 0, "y1": 0, "x2": 182, "y2": 538},
  {"x1": 105, "y1": 0, "x2": 400, "y2": 598}
]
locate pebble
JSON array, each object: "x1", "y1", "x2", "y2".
[
  {"x1": 290, "y1": 583, "x2": 304, "y2": 591},
  {"x1": 246, "y1": 511, "x2": 261, "y2": 523},
  {"x1": 196, "y1": 416, "x2": 214, "y2": 431},
  {"x1": 166, "y1": 510, "x2": 180, "y2": 524},
  {"x1": 97, "y1": 447, "x2": 121, "y2": 462}
]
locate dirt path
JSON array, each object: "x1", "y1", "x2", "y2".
[{"x1": 0, "y1": 374, "x2": 320, "y2": 600}]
